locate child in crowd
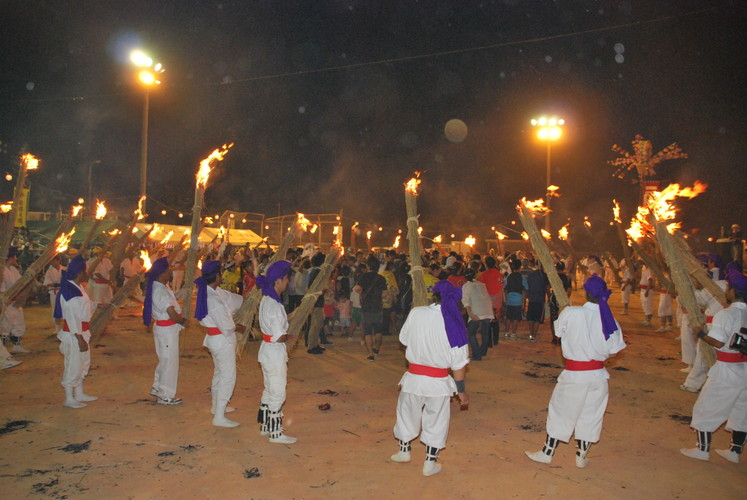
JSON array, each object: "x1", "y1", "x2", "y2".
[
  {"x1": 323, "y1": 289, "x2": 336, "y2": 337},
  {"x1": 336, "y1": 291, "x2": 353, "y2": 339}
]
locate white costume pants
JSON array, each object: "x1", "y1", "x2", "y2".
[
  {"x1": 0, "y1": 343, "x2": 11, "y2": 362},
  {"x1": 205, "y1": 335, "x2": 236, "y2": 409},
  {"x1": 621, "y1": 286, "x2": 631, "y2": 305},
  {"x1": 680, "y1": 321, "x2": 696, "y2": 366},
  {"x1": 261, "y1": 362, "x2": 288, "y2": 412},
  {"x1": 393, "y1": 392, "x2": 451, "y2": 449},
  {"x1": 49, "y1": 291, "x2": 58, "y2": 321},
  {"x1": 640, "y1": 290, "x2": 654, "y2": 316},
  {"x1": 658, "y1": 293, "x2": 673, "y2": 317},
  {"x1": 691, "y1": 377, "x2": 747, "y2": 432},
  {"x1": 59, "y1": 333, "x2": 90, "y2": 389},
  {"x1": 91, "y1": 283, "x2": 112, "y2": 305},
  {"x1": 684, "y1": 342, "x2": 712, "y2": 390},
  {"x1": 1, "y1": 305, "x2": 25, "y2": 337},
  {"x1": 546, "y1": 378, "x2": 609, "y2": 443},
  {"x1": 153, "y1": 324, "x2": 180, "y2": 399}
]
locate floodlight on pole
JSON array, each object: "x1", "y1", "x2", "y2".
[{"x1": 531, "y1": 115, "x2": 565, "y2": 232}]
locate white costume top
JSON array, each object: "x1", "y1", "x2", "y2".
[
  {"x1": 554, "y1": 302, "x2": 626, "y2": 383},
  {"x1": 59, "y1": 281, "x2": 93, "y2": 337},
  {"x1": 151, "y1": 281, "x2": 183, "y2": 326},
  {"x1": 199, "y1": 286, "x2": 243, "y2": 346},
  {"x1": 88, "y1": 257, "x2": 113, "y2": 282},
  {"x1": 461, "y1": 281, "x2": 494, "y2": 320},
  {"x1": 1, "y1": 265, "x2": 21, "y2": 296},
  {"x1": 120, "y1": 257, "x2": 140, "y2": 279},
  {"x1": 639, "y1": 267, "x2": 653, "y2": 287},
  {"x1": 706, "y1": 301, "x2": 747, "y2": 386},
  {"x1": 398, "y1": 304, "x2": 469, "y2": 397},
  {"x1": 696, "y1": 281, "x2": 727, "y2": 319},
  {"x1": 43, "y1": 265, "x2": 62, "y2": 289},
  {"x1": 258, "y1": 295, "x2": 289, "y2": 365}
]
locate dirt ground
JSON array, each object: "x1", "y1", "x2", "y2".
[{"x1": 1, "y1": 288, "x2": 745, "y2": 500}]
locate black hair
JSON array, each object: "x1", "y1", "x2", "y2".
[{"x1": 311, "y1": 252, "x2": 326, "y2": 267}]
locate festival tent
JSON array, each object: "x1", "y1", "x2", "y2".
[
  {"x1": 135, "y1": 223, "x2": 264, "y2": 245},
  {"x1": 26, "y1": 220, "x2": 125, "y2": 244}
]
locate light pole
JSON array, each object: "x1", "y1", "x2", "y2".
[
  {"x1": 530, "y1": 116, "x2": 564, "y2": 232},
  {"x1": 130, "y1": 50, "x2": 164, "y2": 216}
]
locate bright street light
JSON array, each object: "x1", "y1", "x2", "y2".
[{"x1": 531, "y1": 115, "x2": 565, "y2": 232}]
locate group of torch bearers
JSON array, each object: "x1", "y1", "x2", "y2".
[{"x1": 2, "y1": 150, "x2": 746, "y2": 474}]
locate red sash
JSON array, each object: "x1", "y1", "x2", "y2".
[
  {"x1": 706, "y1": 316, "x2": 714, "y2": 324},
  {"x1": 155, "y1": 319, "x2": 177, "y2": 327},
  {"x1": 565, "y1": 359, "x2": 604, "y2": 371},
  {"x1": 206, "y1": 327, "x2": 222, "y2": 336},
  {"x1": 62, "y1": 320, "x2": 90, "y2": 332},
  {"x1": 639, "y1": 285, "x2": 649, "y2": 290},
  {"x1": 716, "y1": 351, "x2": 747, "y2": 363},
  {"x1": 408, "y1": 363, "x2": 449, "y2": 378},
  {"x1": 263, "y1": 334, "x2": 274, "y2": 343}
]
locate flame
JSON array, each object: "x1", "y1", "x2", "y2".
[
  {"x1": 465, "y1": 235, "x2": 476, "y2": 247},
  {"x1": 520, "y1": 197, "x2": 549, "y2": 214},
  {"x1": 54, "y1": 228, "x2": 76, "y2": 254},
  {"x1": 296, "y1": 213, "x2": 312, "y2": 231},
  {"x1": 309, "y1": 224, "x2": 318, "y2": 234},
  {"x1": 583, "y1": 217, "x2": 592, "y2": 229},
  {"x1": 134, "y1": 195, "x2": 146, "y2": 220},
  {"x1": 558, "y1": 224, "x2": 569, "y2": 241},
  {"x1": 150, "y1": 223, "x2": 161, "y2": 235},
  {"x1": 541, "y1": 229, "x2": 552, "y2": 240},
  {"x1": 160, "y1": 230, "x2": 174, "y2": 245},
  {"x1": 332, "y1": 239, "x2": 344, "y2": 253},
  {"x1": 393, "y1": 235, "x2": 401, "y2": 248},
  {"x1": 333, "y1": 225, "x2": 339, "y2": 235},
  {"x1": 521, "y1": 231, "x2": 529, "y2": 241},
  {"x1": 196, "y1": 143, "x2": 234, "y2": 188},
  {"x1": 494, "y1": 231, "x2": 506, "y2": 240},
  {"x1": 140, "y1": 250, "x2": 152, "y2": 271},
  {"x1": 21, "y1": 153, "x2": 40, "y2": 170},
  {"x1": 433, "y1": 235, "x2": 442, "y2": 243},
  {"x1": 132, "y1": 226, "x2": 139, "y2": 234},
  {"x1": 218, "y1": 226, "x2": 227, "y2": 239},
  {"x1": 71, "y1": 205, "x2": 83, "y2": 217},
  {"x1": 648, "y1": 181, "x2": 707, "y2": 224},
  {"x1": 351, "y1": 221, "x2": 359, "y2": 230},
  {"x1": 613, "y1": 200, "x2": 621, "y2": 223},
  {"x1": 366, "y1": 230, "x2": 372, "y2": 240},
  {"x1": 0, "y1": 202, "x2": 12, "y2": 213},
  {"x1": 417, "y1": 226, "x2": 423, "y2": 235},
  {"x1": 204, "y1": 216, "x2": 214, "y2": 224},
  {"x1": 93, "y1": 200, "x2": 107, "y2": 220},
  {"x1": 108, "y1": 229, "x2": 120, "y2": 236},
  {"x1": 404, "y1": 171, "x2": 422, "y2": 195}
]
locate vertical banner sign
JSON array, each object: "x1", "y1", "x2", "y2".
[{"x1": 13, "y1": 187, "x2": 30, "y2": 228}]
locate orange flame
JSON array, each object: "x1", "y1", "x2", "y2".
[
  {"x1": 541, "y1": 229, "x2": 552, "y2": 240},
  {"x1": 583, "y1": 217, "x2": 592, "y2": 229},
  {"x1": 140, "y1": 250, "x2": 152, "y2": 271},
  {"x1": 160, "y1": 230, "x2": 174, "y2": 245},
  {"x1": 95, "y1": 200, "x2": 107, "y2": 220},
  {"x1": 393, "y1": 235, "x2": 401, "y2": 248},
  {"x1": 464, "y1": 235, "x2": 476, "y2": 247},
  {"x1": 521, "y1": 231, "x2": 529, "y2": 241},
  {"x1": 296, "y1": 213, "x2": 312, "y2": 232},
  {"x1": 196, "y1": 143, "x2": 234, "y2": 189},
  {"x1": 21, "y1": 153, "x2": 40, "y2": 170},
  {"x1": 495, "y1": 231, "x2": 506, "y2": 240},
  {"x1": 309, "y1": 224, "x2": 318, "y2": 234},
  {"x1": 648, "y1": 181, "x2": 707, "y2": 225},
  {"x1": 1, "y1": 202, "x2": 12, "y2": 213},
  {"x1": 134, "y1": 195, "x2": 146, "y2": 220},
  {"x1": 218, "y1": 226, "x2": 227, "y2": 239},
  {"x1": 71, "y1": 205, "x2": 83, "y2": 217},
  {"x1": 558, "y1": 224, "x2": 569, "y2": 241},
  {"x1": 519, "y1": 197, "x2": 549, "y2": 214},
  {"x1": 351, "y1": 221, "x2": 359, "y2": 230},
  {"x1": 108, "y1": 229, "x2": 120, "y2": 236},
  {"x1": 54, "y1": 228, "x2": 76, "y2": 254},
  {"x1": 366, "y1": 230, "x2": 372, "y2": 240},
  {"x1": 404, "y1": 171, "x2": 422, "y2": 195},
  {"x1": 433, "y1": 234, "x2": 442, "y2": 243},
  {"x1": 417, "y1": 226, "x2": 423, "y2": 236},
  {"x1": 613, "y1": 200, "x2": 621, "y2": 223},
  {"x1": 333, "y1": 225, "x2": 339, "y2": 235}
]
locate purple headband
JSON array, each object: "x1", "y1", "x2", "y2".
[
  {"x1": 727, "y1": 268, "x2": 747, "y2": 293},
  {"x1": 54, "y1": 255, "x2": 86, "y2": 319},
  {"x1": 583, "y1": 274, "x2": 618, "y2": 340},
  {"x1": 433, "y1": 280, "x2": 468, "y2": 348},
  {"x1": 193, "y1": 260, "x2": 221, "y2": 320},
  {"x1": 256, "y1": 260, "x2": 292, "y2": 304},
  {"x1": 142, "y1": 257, "x2": 170, "y2": 326}
]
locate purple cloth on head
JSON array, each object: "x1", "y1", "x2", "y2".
[
  {"x1": 727, "y1": 268, "x2": 747, "y2": 293},
  {"x1": 194, "y1": 260, "x2": 221, "y2": 321},
  {"x1": 54, "y1": 255, "x2": 86, "y2": 319},
  {"x1": 433, "y1": 280, "x2": 468, "y2": 348},
  {"x1": 256, "y1": 260, "x2": 292, "y2": 304},
  {"x1": 583, "y1": 274, "x2": 618, "y2": 340},
  {"x1": 142, "y1": 257, "x2": 170, "y2": 326}
]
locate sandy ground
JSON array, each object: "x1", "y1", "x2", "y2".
[{"x1": 1, "y1": 289, "x2": 745, "y2": 500}]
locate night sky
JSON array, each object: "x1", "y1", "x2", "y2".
[{"x1": 1, "y1": 0, "x2": 745, "y2": 250}]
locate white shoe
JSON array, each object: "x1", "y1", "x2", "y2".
[
  {"x1": 525, "y1": 450, "x2": 552, "y2": 464},
  {"x1": 680, "y1": 448, "x2": 709, "y2": 461},
  {"x1": 422, "y1": 461, "x2": 442, "y2": 477},
  {"x1": 11, "y1": 344, "x2": 30, "y2": 354},
  {"x1": 390, "y1": 451, "x2": 411, "y2": 463},
  {"x1": 575, "y1": 454, "x2": 588, "y2": 468},
  {"x1": 64, "y1": 399, "x2": 86, "y2": 409},
  {"x1": 157, "y1": 397, "x2": 183, "y2": 405},
  {"x1": 1, "y1": 358, "x2": 22, "y2": 370},
  {"x1": 76, "y1": 392, "x2": 98, "y2": 402},
  {"x1": 150, "y1": 387, "x2": 159, "y2": 397},
  {"x1": 715, "y1": 449, "x2": 740, "y2": 463},
  {"x1": 213, "y1": 417, "x2": 239, "y2": 428},
  {"x1": 269, "y1": 433, "x2": 297, "y2": 444},
  {"x1": 680, "y1": 384, "x2": 700, "y2": 393}
]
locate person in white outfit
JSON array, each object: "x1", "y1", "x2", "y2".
[
  {"x1": 656, "y1": 282, "x2": 675, "y2": 332},
  {"x1": 526, "y1": 275, "x2": 626, "y2": 468},
  {"x1": 194, "y1": 260, "x2": 245, "y2": 427},
  {"x1": 54, "y1": 255, "x2": 97, "y2": 408},
  {"x1": 143, "y1": 257, "x2": 187, "y2": 405},
  {"x1": 256, "y1": 260, "x2": 298, "y2": 444},
  {"x1": 1, "y1": 247, "x2": 30, "y2": 354},
  {"x1": 681, "y1": 268, "x2": 747, "y2": 463},
  {"x1": 87, "y1": 250, "x2": 113, "y2": 309},
  {"x1": 391, "y1": 280, "x2": 469, "y2": 477},
  {"x1": 43, "y1": 255, "x2": 63, "y2": 332},
  {"x1": 639, "y1": 265, "x2": 655, "y2": 325},
  {"x1": 619, "y1": 258, "x2": 634, "y2": 315}
]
